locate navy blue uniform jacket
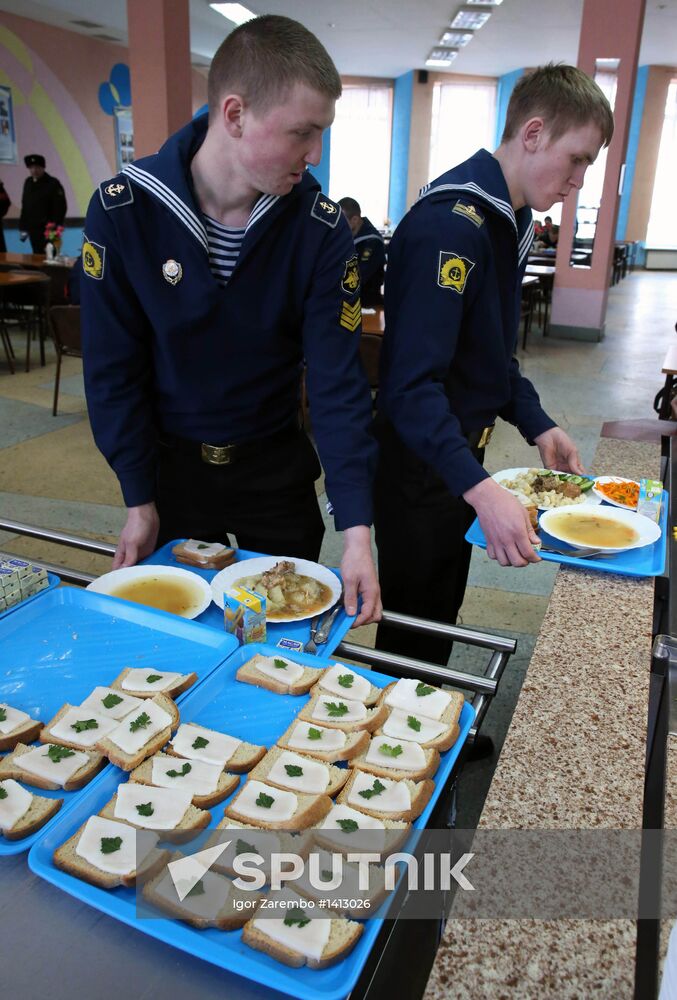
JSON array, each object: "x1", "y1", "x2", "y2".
[
  {"x1": 379, "y1": 148, "x2": 556, "y2": 498},
  {"x1": 354, "y1": 217, "x2": 385, "y2": 306},
  {"x1": 81, "y1": 117, "x2": 375, "y2": 530}
]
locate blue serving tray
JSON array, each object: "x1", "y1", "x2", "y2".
[
  {"x1": 141, "y1": 540, "x2": 355, "y2": 657},
  {"x1": 465, "y1": 492, "x2": 669, "y2": 578},
  {"x1": 0, "y1": 586, "x2": 238, "y2": 855},
  {"x1": 0, "y1": 571, "x2": 60, "y2": 619},
  {"x1": 29, "y1": 642, "x2": 474, "y2": 1000}
]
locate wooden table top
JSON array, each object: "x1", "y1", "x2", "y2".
[
  {"x1": 0, "y1": 271, "x2": 48, "y2": 287},
  {"x1": 0, "y1": 252, "x2": 75, "y2": 269},
  {"x1": 362, "y1": 309, "x2": 385, "y2": 335}
]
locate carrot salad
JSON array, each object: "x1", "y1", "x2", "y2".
[{"x1": 596, "y1": 479, "x2": 639, "y2": 507}]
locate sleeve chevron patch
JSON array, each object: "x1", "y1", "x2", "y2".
[{"x1": 339, "y1": 299, "x2": 362, "y2": 332}]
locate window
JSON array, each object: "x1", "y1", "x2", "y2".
[
  {"x1": 646, "y1": 79, "x2": 677, "y2": 247},
  {"x1": 329, "y1": 83, "x2": 393, "y2": 229},
  {"x1": 428, "y1": 79, "x2": 496, "y2": 182}
]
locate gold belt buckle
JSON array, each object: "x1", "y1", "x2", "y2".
[
  {"x1": 201, "y1": 442, "x2": 235, "y2": 465},
  {"x1": 477, "y1": 426, "x2": 494, "y2": 449}
]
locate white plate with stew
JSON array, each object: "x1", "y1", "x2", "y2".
[{"x1": 210, "y1": 556, "x2": 341, "y2": 622}]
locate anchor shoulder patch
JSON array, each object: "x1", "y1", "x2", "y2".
[
  {"x1": 99, "y1": 175, "x2": 134, "y2": 211},
  {"x1": 437, "y1": 251, "x2": 476, "y2": 294},
  {"x1": 451, "y1": 200, "x2": 484, "y2": 228},
  {"x1": 311, "y1": 192, "x2": 340, "y2": 228},
  {"x1": 82, "y1": 235, "x2": 106, "y2": 280}
]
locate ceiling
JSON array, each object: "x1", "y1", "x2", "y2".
[{"x1": 1, "y1": 0, "x2": 676, "y2": 78}]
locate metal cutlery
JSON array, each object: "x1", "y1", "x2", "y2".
[
  {"x1": 303, "y1": 614, "x2": 322, "y2": 655},
  {"x1": 303, "y1": 584, "x2": 345, "y2": 654},
  {"x1": 538, "y1": 543, "x2": 615, "y2": 560}
]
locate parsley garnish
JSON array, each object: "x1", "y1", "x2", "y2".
[
  {"x1": 192, "y1": 735, "x2": 209, "y2": 750},
  {"x1": 337, "y1": 673, "x2": 354, "y2": 688},
  {"x1": 146, "y1": 674, "x2": 162, "y2": 684},
  {"x1": 284, "y1": 908, "x2": 311, "y2": 927},
  {"x1": 71, "y1": 718, "x2": 98, "y2": 733},
  {"x1": 186, "y1": 880, "x2": 205, "y2": 897},
  {"x1": 100, "y1": 836, "x2": 123, "y2": 854},
  {"x1": 379, "y1": 743, "x2": 403, "y2": 758},
  {"x1": 102, "y1": 693, "x2": 123, "y2": 709},
  {"x1": 0, "y1": 706, "x2": 6, "y2": 722},
  {"x1": 236, "y1": 838, "x2": 257, "y2": 856},
  {"x1": 407, "y1": 715, "x2": 422, "y2": 732},
  {"x1": 135, "y1": 801, "x2": 154, "y2": 817},
  {"x1": 0, "y1": 787, "x2": 7, "y2": 799},
  {"x1": 307, "y1": 727, "x2": 323, "y2": 741},
  {"x1": 284, "y1": 764, "x2": 303, "y2": 777},
  {"x1": 166, "y1": 762, "x2": 192, "y2": 778},
  {"x1": 129, "y1": 712, "x2": 151, "y2": 732},
  {"x1": 197, "y1": 543, "x2": 209, "y2": 550},
  {"x1": 337, "y1": 818, "x2": 359, "y2": 832},
  {"x1": 256, "y1": 792, "x2": 274, "y2": 808},
  {"x1": 273, "y1": 658, "x2": 288, "y2": 670},
  {"x1": 415, "y1": 682, "x2": 435, "y2": 697},
  {"x1": 320, "y1": 869, "x2": 333, "y2": 882},
  {"x1": 359, "y1": 778, "x2": 386, "y2": 800},
  {"x1": 46, "y1": 745, "x2": 75, "y2": 762},
  {"x1": 325, "y1": 701, "x2": 348, "y2": 717}
]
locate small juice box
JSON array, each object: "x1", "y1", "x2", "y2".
[
  {"x1": 224, "y1": 585, "x2": 267, "y2": 645},
  {"x1": 637, "y1": 478, "x2": 663, "y2": 524}
]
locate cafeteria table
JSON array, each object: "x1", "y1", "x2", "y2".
[
  {"x1": 524, "y1": 263, "x2": 555, "y2": 334},
  {"x1": 0, "y1": 251, "x2": 75, "y2": 307}
]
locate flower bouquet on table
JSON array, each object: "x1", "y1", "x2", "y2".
[{"x1": 44, "y1": 222, "x2": 64, "y2": 260}]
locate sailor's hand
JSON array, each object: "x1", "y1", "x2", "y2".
[
  {"x1": 113, "y1": 503, "x2": 160, "y2": 569},
  {"x1": 464, "y1": 478, "x2": 540, "y2": 567}
]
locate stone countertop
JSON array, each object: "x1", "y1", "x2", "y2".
[{"x1": 425, "y1": 438, "x2": 661, "y2": 999}]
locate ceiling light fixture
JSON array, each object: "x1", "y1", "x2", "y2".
[
  {"x1": 426, "y1": 47, "x2": 458, "y2": 67},
  {"x1": 451, "y1": 10, "x2": 492, "y2": 29},
  {"x1": 209, "y1": 3, "x2": 256, "y2": 25},
  {"x1": 439, "y1": 30, "x2": 474, "y2": 47},
  {"x1": 465, "y1": 0, "x2": 503, "y2": 5}
]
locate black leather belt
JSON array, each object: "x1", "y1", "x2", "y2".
[
  {"x1": 466, "y1": 425, "x2": 494, "y2": 450},
  {"x1": 159, "y1": 424, "x2": 301, "y2": 466}
]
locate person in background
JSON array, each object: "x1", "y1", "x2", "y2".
[
  {"x1": 0, "y1": 180, "x2": 10, "y2": 253},
  {"x1": 338, "y1": 197, "x2": 386, "y2": 307},
  {"x1": 19, "y1": 154, "x2": 67, "y2": 254},
  {"x1": 374, "y1": 63, "x2": 613, "y2": 664},
  {"x1": 541, "y1": 215, "x2": 558, "y2": 247},
  {"x1": 80, "y1": 15, "x2": 381, "y2": 627}
]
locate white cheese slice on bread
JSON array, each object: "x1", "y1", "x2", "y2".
[
  {"x1": 347, "y1": 772, "x2": 411, "y2": 814},
  {"x1": 217, "y1": 822, "x2": 282, "y2": 870},
  {"x1": 317, "y1": 665, "x2": 372, "y2": 703},
  {"x1": 0, "y1": 704, "x2": 31, "y2": 735},
  {"x1": 311, "y1": 695, "x2": 367, "y2": 724},
  {"x1": 319, "y1": 803, "x2": 386, "y2": 832},
  {"x1": 384, "y1": 678, "x2": 451, "y2": 720},
  {"x1": 49, "y1": 707, "x2": 119, "y2": 748},
  {"x1": 121, "y1": 669, "x2": 182, "y2": 693},
  {"x1": 252, "y1": 888, "x2": 330, "y2": 961},
  {"x1": 79, "y1": 687, "x2": 144, "y2": 721},
  {"x1": 114, "y1": 782, "x2": 194, "y2": 830},
  {"x1": 153, "y1": 866, "x2": 233, "y2": 919},
  {"x1": 287, "y1": 722, "x2": 347, "y2": 752},
  {"x1": 365, "y1": 737, "x2": 426, "y2": 771},
  {"x1": 382, "y1": 709, "x2": 447, "y2": 745},
  {"x1": 183, "y1": 540, "x2": 226, "y2": 558},
  {"x1": 16, "y1": 744, "x2": 90, "y2": 786},
  {"x1": 171, "y1": 723, "x2": 241, "y2": 767},
  {"x1": 266, "y1": 751, "x2": 330, "y2": 794},
  {"x1": 151, "y1": 756, "x2": 223, "y2": 796},
  {"x1": 253, "y1": 656, "x2": 304, "y2": 686},
  {"x1": 233, "y1": 780, "x2": 298, "y2": 823},
  {"x1": 76, "y1": 815, "x2": 155, "y2": 875},
  {"x1": 108, "y1": 701, "x2": 174, "y2": 755},
  {"x1": 0, "y1": 778, "x2": 32, "y2": 832}
]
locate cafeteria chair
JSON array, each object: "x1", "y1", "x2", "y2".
[
  {"x1": 2, "y1": 270, "x2": 51, "y2": 371},
  {"x1": 49, "y1": 304, "x2": 82, "y2": 416}
]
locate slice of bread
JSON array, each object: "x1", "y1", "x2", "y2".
[
  {"x1": 376, "y1": 681, "x2": 464, "y2": 728},
  {"x1": 297, "y1": 694, "x2": 387, "y2": 733},
  {"x1": 312, "y1": 812, "x2": 410, "y2": 859},
  {"x1": 142, "y1": 852, "x2": 260, "y2": 928},
  {"x1": 0, "y1": 706, "x2": 42, "y2": 753},
  {"x1": 109, "y1": 668, "x2": 196, "y2": 699},
  {"x1": 351, "y1": 739, "x2": 440, "y2": 782},
  {"x1": 39, "y1": 704, "x2": 117, "y2": 751},
  {"x1": 224, "y1": 780, "x2": 332, "y2": 832},
  {"x1": 236, "y1": 653, "x2": 324, "y2": 696},
  {"x1": 172, "y1": 539, "x2": 237, "y2": 570},
  {"x1": 128, "y1": 752, "x2": 239, "y2": 809},
  {"x1": 164, "y1": 729, "x2": 266, "y2": 773},
  {"x1": 276, "y1": 720, "x2": 369, "y2": 763},
  {"x1": 242, "y1": 903, "x2": 364, "y2": 969},
  {"x1": 98, "y1": 791, "x2": 211, "y2": 842},
  {"x1": 96, "y1": 693, "x2": 179, "y2": 772},
  {"x1": 0, "y1": 783, "x2": 63, "y2": 840},
  {"x1": 292, "y1": 849, "x2": 388, "y2": 918},
  {"x1": 53, "y1": 817, "x2": 169, "y2": 889},
  {"x1": 248, "y1": 746, "x2": 348, "y2": 798},
  {"x1": 0, "y1": 742, "x2": 105, "y2": 791},
  {"x1": 207, "y1": 818, "x2": 312, "y2": 880},
  {"x1": 336, "y1": 770, "x2": 435, "y2": 822},
  {"x1": 309, "y1": 666, "x2": 381, "y2": 707},
  {"x1": 377, "y1": 712, "x2": 461, "y2": 753}
]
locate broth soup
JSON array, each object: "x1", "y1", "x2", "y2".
[
  {"x1": 546, "y1": 511, "x2": 639, "y2": 549},
  {"x1": 111, "y1": 576, "x2": 204, "y2": 616}
]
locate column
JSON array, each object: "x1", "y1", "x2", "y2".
[{"x1": 388, "y1": 70, "x2": 414, "y2": 227}]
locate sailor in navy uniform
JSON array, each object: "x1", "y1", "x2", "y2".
[
  {"x1": 339, "y1": 198, "x2": 386, "y2": 307},
  {"x1": 80, "y1": 15, "x2": 381, "y2": 626},
  {"x1": 19, "y1": 154, "x2": 67, "y2": 254}
]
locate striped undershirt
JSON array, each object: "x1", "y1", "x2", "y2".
[{"x1": 203, "y1": 193, "x2": 279, "y2": 287}]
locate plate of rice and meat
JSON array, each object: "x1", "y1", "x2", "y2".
[{"x1": 492, "y1": 467, "x2": 601, "y2": 511}]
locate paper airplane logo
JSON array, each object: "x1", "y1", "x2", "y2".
[{"x1": 167, "y1": 841, "x2": 231, "y2": 901}]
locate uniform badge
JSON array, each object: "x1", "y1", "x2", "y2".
[
  {"x1": 452, "y1": 201, "x2": 484, "y2": 228},
  {"x1": 82, "y1": 238, "x2": 105, "y2": 280},
  {"x1": 311, "y1": 192, "x2": 340, "y2": 228},
  {"x1": 437, "y1": 251, "x2": 475, "y2": 294},
  {"x1": 360, "y1": 248, "x2": 372, "y2": 261},
  {"x1": 341, "y1": 255, "x2": 360, "y2": 295},
  {"x1": 162, "y1": 259, "x2": 182, "y2": 285},
  {"x1": 340, "y1": 298, "x2": 362, "y2": 332},
  {"x1": 99, "y1": 175, "x2": 133, "y2": 210}
]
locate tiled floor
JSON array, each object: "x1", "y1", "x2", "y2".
[{"x1": 1, "y1": 270, "x2": 676, "y2": 823}]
